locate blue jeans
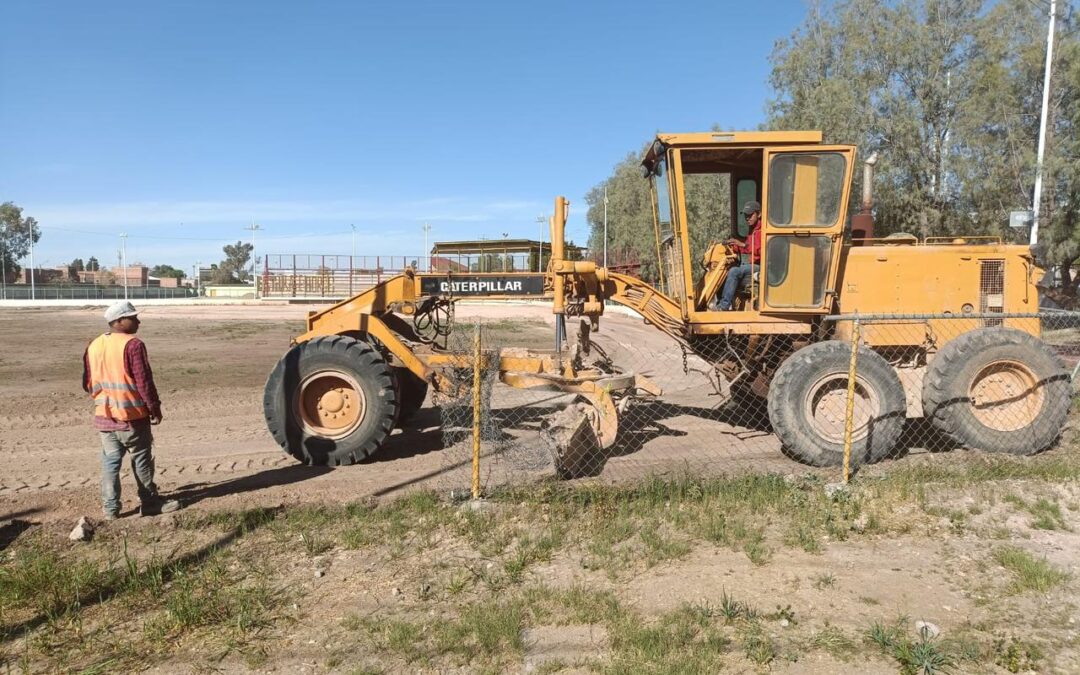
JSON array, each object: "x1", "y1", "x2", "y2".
[
  {"x1": 719, "y1": 263, "x2": 758, "y2": 310},
  {"x1": 100, "y1": 424, "x2": 158, "y2": 515}
]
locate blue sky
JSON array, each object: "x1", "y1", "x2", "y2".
[{"x1": 1, "y1": 0, "x2": 811, "y2": 273}]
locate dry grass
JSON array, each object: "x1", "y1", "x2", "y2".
[{"x1": 3, "y1": 462, "x2": 1079, "y2": 671}]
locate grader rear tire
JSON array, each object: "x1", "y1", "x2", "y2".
[
  {"x1": 922, "y1": 328, "x2": 1070, "y2": 455},
  {"x1": 263, "y1": 335, "x2": 397, "y2": 466},
  {"x1": 768, "y1": 341, "x2": 906, "y2": 468}
]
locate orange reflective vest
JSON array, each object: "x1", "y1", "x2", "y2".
[{"x1": 86, "y1": 333, "x2": 150, "y2": 422}]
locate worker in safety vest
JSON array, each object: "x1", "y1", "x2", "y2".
[{"x1": 83, "y1": 301, "x2": 180, "y2": 520}]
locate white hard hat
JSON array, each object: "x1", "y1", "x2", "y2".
[{"x1": 104, "y1": 301, "x2": 139, "y2": 323}]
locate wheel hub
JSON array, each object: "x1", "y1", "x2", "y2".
[
  {"x1": 804, "y1": 374, "x2": 880, "y2": 444},
  {"x1": 969, "y1": 360, "x2": 1043, "y2": 432},
  {"x1": 296, "y1": 370, "x2": 366, "y2": 439}
]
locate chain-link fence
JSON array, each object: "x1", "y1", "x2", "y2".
[
  {"x1": 0, "y1": 284, "x2": 197, "y2": 300},
  {"x1": 426, "y1": 310, "x2": 1080, "y2": 497}
]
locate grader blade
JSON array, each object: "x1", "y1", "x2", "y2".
[{"x1": 543, "y1": 389, "x2": 620, "y2": 479}]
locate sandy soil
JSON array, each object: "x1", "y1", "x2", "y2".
[
  {"x1": 2, "y1": 303, "x2": 768, "y2": 524},
  {"x1": 1, "y1": 303, "x2": 1075, "y2": 526}
]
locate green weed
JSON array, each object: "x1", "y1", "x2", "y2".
[
  {"x1": 812, "y1": 573, "x2": 837, "y2": 589},
  {"x1": 994, "y1": 546, "x2": 1069, "y2": 593},
  {"x1": 605, "y1": 602, "x2": 730, "y2": 673},
  {"x1": 808, "y1": 624, "x2": 855, "y2": 660},
  {"x1": 992, "y1": 635, "x2": 1043, "y2": 673}
]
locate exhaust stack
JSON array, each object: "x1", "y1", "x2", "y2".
[{"x1": 850, "y1": 152, "x2": 878, "y2": 243}]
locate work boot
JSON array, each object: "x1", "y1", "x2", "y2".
[{"x1": 140, "y1": 498, "x2": 182, "y2": 517}]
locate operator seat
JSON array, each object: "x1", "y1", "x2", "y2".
[{"x1": 695, "y1": 242, "x2": 757, "y2": 312}]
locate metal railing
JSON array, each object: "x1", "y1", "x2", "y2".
[{"x1": 0, "y1": 285, "x2": 197, "y2": 300}]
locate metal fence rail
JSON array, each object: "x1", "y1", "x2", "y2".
[
  {"x1": 0, "y1": 285, "x2": 197, "y2": 300},
  {"x1": 260, "y1": 253, "x2": 552, "y2": 298}
]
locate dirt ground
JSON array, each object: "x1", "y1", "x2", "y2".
[
  {"x1": 0, "y1": 302, "x2": 795, "y2": 524},
  {"x1": 3, "y1": 303, "x2": 1080, "y2": 673}
]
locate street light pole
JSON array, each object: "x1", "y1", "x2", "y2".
[
  {"x1": 29, "y1": 224, "x2": 35, "y2": 301},
  {"x1": 245, "y1": 222, "x2": 262, "y2": 297},
  {"x1": 603, "y1": 185, "x2": 609, "y2": 269},
  {"x1": 536, "y1": 215, "x2": 546, "y2": 273},
  {"x1": 1031, "y1": 0, "x2": 1057, "y2": 246},
  {"x1": 120, "y1": 233, "x2": 128, "y2": 300},
  {"x1": 422, "y1": 222, "x2": 431, "y2": 271},
  {"x1": 0, "y1": 235, "x2": 6, "y2": 301}
]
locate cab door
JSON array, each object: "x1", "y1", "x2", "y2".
[
  {"x1": 651, "y1": 148, "x2": 692, "y2": 318},
  {"x1": 759, "y1": 146, "x2": 855, "y2": 313}
]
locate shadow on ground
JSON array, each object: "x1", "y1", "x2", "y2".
[{"x1": 170, "y1": 465, "x2": 333, "y2": 506}]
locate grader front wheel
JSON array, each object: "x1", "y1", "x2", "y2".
[
  {"x1": 394, "y1": 367, "x2": 429, "y2": 426},
  {"x1": 263, "y1": 336, "x2": 397, "y2": 466}
]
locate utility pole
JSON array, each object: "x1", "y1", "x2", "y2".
[
  {"x1": 350, "y1": 223, "x2": 357, "y2": 259},
  {"x1": 119, "y1": 233, "x2": 128, "y2": 300},
  {"x1": 245, "y1": 222, "x2": 262, "y2": 296},
  {"x1": 603, "y1": 185, "x2": 609, "y2": 269},
  {"x1": 1032, "y1": 0, "x2": 1057, "y2": 246},
  {"x1": 0, "y1": 233, "x2": 6, "y2": 301},
  {"x1": 536, "y1": 215, "x2": 546, "y2": 272},
  {"x1": 422, "y1": 222, "x2": 431, "y2": 271},
  {"x1": 195, "y1": 260, "x2": 201, "y2": 294},
  {"x1": 28, "y1": 224, "x2": 35, "y2": 301}
]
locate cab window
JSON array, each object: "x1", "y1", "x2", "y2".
[
  {"x1": 735, "y1": 178, "x2": 757, "y2": 237},
  {"x1": 654, "y1": 157, "x2": 673, "y2": 243},
  {"x1": 767, "y1": 153, "x2": 847, "y2": 228}
]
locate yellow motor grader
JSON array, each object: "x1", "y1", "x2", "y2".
[{"x1": 263, "y1": 130, "x2": 1071, "y2": 475}]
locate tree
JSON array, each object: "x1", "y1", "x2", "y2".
[
  {"x1": 766, "y1": 0, "x2": 1080, "y2": 285},
  {"x1": 584, "y1": 150, "x2": 659, "y2": 283},
  {"x1": 86, "y1": 257, "x2": 100, "y2": 272},
  {"x1": 150, "y1": 264, "x2": 186, "y2": 279},
  {"x1": 583, "y1": 146, "x2": 730, "y2": 286},
  {"x1": 582, "y1": 0, "x2": 1080, "y2": 292},
  {"x1": 211, "y1": 242, "x2": 254, "y2": 284},
  {"x1": 71, "y1": 258, "x2": 85, "y2": 271},
  {"x1": 0, "y1": 202, "x2": 41, "y2": 278}
]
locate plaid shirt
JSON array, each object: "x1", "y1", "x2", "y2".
[
  {"x1": 82, "y1": 336, "x2": 162, "y2": 431},
  {"x1": 733, "y1": 221, "x2": 763, "y2": 264}
]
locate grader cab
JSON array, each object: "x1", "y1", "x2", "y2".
[{"x1": 263, "y1": 131, "x2": 1071, "y2": 476}]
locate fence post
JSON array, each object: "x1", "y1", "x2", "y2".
[
  {"x1": 471, "y1": 323, "x2": 483, "y2": 500},
  {"x1": 842, "y1": 319, "x2": 861, "y2": 484}
]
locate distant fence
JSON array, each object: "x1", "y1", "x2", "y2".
[
  {"x1": 259, "y1": 253, "x2": 641, "y2": 299},
  {"x1": 0, "y1": 285, "x2": 197, "y2": 300},
  {"x1": 260, "y1": 255, "x2": 413, "y2": 299},
  {"x1": 260, "y1": 253, "x2": 545, "y2": 299}
]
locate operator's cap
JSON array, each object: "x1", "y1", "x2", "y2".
[
  {"x1": 742, "y1": 200, "x2": 762, "y2": 215},
  {"x1": 104, "y1": 300, "x2": 139, "y2": 323}
]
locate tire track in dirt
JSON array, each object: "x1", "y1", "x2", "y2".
[
  {"x1": 0, "y1": 452, "x2": 295, "y2": 495},
  {"x1": 0, "y1": 390, "x2": 264, "y2": 432}
]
